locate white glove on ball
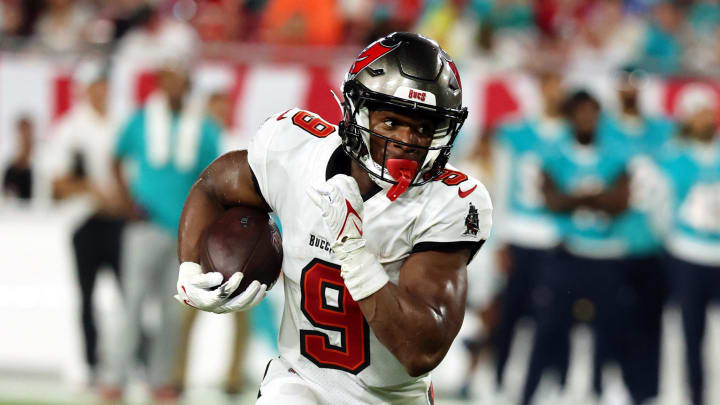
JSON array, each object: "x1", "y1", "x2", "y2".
[{"x1": 174, "y1": 262, "x2": 266, "y2": 314}]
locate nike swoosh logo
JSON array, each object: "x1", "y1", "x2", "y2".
[{"x1": 458, "y1": 185, "x2": 477, "y2": 198}]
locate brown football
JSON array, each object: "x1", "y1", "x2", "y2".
[{"x1": 200, "y1": 206, "x2": 283, "y2": 298}]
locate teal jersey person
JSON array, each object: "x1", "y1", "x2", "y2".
[
  {"x1": 104, "y1": 60, "x2": 222, "y2": 402},
  {"x1": 488, "y1": 69, "x2": 571, "y2": 397},
  {"x1": 542, "y1": 134, "x2": 630, "y2": 257},
  {"x1": 494, "y1": 117, "x2": 569, "y2": 248},
  {"x1": 656, "y1": 83, "x2": 720, "y2": 405},
  {"x1": 602, "y1": 114, "x2": 674, "y2": 157},
  {"x1": 115, "y1": 108, "x2": 220, "y2": 233},
  {"x1": 603, "y1": 113, "x2": 674, "y2": 256},
  {"x1": 597, "y1": 68, "x2": 673, "y2": 404},
  {"x1": 659, "y1": 138, "x2": 720, "y2": 405},
  {"x1": 640, "y1": 3, "x2": 682, "y2": 76},
  {"x1": 659, "y1": 83, "x2": 720, "y2": 264},
  {"x1": 660, "y1": 141, "x2": 720, "y2": 264},
  {"x1": 522, "y1": 90, "x2": 634, "y2": 405}
]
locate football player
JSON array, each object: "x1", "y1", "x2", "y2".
[
  {"x1": 490, "y1": 69, "x2": 569, "y2": 396},
  {"x1": 659, "y1": 85, "x2": 720, "y2": 405},
  {"x1": 175, "y1": 32, "x2": 492, "y2": 404},
  {"x1": 525, "y1": 90, "x2": 632, "y2": 405},
  {"x1": 603, "y1": 67, "x2": 674, "y2": 405}
]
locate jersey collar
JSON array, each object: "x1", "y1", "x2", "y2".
[{"x1": 326, "y1": 146, "x2": 351, "y2": 179}]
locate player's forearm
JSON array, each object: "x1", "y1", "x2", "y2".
[
  {"x1": 584, "y1": 193, "x2": 628, "y2": 215},
  {"x1": 584, "y1": 175, "x2": 630, "y2": 215},
  {"x1": 543, "y1": 190, "x2": 589, "y2": 212},
  {"x1": 542, "y1": 172, "x2": 585, "y2": 212},
  {"x1": 178, "y1": 176, "x2": 225, "y2": 263},
  {"x1": 358, "y1": 280, "x2": 464, "y2": 377}
]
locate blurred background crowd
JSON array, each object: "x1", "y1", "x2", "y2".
[
  {"x1": 1, "y1": 1, "x2": 720, "y2": 405},
  {"x1": 4, "y1": 0, "x2": 720, "y2": 75}
]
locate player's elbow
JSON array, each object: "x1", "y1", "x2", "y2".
[
  {"x1": 402, "y1": 352, "x2": 444, "y2": 377},
  {"x1": 404, "y1": 362, "x2": 434, "y2": 378}
]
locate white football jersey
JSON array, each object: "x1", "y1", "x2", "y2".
[{"x1": 248, "y1": 108, "x2": 492, "y2": 405}]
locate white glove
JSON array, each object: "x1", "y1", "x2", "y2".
[
  {"x1": 307, "y1": 174, "x2": 389, "y2": 301},
  {"x1": 174, "y1": 262, "x2": 267, "y2": 314}
]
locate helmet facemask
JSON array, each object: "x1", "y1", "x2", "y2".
[{"x1": 337, "y1": 32, "x2": 468, "y2": 200}]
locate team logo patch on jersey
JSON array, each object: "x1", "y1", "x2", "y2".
[{"x1": 464, "y1": 203, "x2": 479, "y2": 236}]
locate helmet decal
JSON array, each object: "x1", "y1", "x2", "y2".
[
  {"x1": 393, "y1": 86, "x2": 437, "y2": 106},
  {"x1": 448, "y1": 60, "x2": 462, "y2": 90},
  {"x1": 349, "y1": 40, "x2": 399, "y2": 75}
]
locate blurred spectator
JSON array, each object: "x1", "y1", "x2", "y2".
[
  {"x1": 0, "y1": 0, "x2": 23, "y2": 35},
  {"x1": 415, "y1": 0, "x2": 464, "y2": 48},
  {"x1": 416, "y1": 0, "x2": 477, "y2": 59},
  {"x1": 525, "y1": 90, "x2": 632, "y2": 405},
  {"x1": 33, "y1": 0, "x2": 93, "y2": 52},
  {"x1": 362, "y1": 0, "x2": 422, "y2": 43},
  {"x1": 481, "y1": 0, "x2": 535, "y2": 31},
  {"x1": 532, "y1": 0, "x2": 594, "y2": 40},
  {"x1": 682, "y1": 0, "x2": 720, "y2": 76},
  {"x1": 47, "y1": 61, "x2": 123, "y2": 386},
  {"x1": 102, "y1": 57, "x2": 222, "y2": 402},
  {"x1": 0, "y1": 0, "x2": 43, "y2": 48},
  {"x1": 687, "y1": 0, "x2": 720, "y2": 38},
  {"x1": 259, "y1": 0, "x2": 344, "y2": 45},
  {"x1": 113, "y1": 4, "x2": 199, "y2": 67},
  {"x1": 2, "y1": 116, "x2": 35, "y2": 200},
  {"x1": 636, "y1": 2, "x2": 683, "y2": 75},
  {"x1": 660, "y1": 84, "x2": 720, "y2": 405},
  {"x1": 603, "y1": 67, "x2": 674, "y2": 405},
  {"x1": 206, "y1": 90, "x2": 232, "y2": 128},
  {"x1": 339, "y1": 0, "x2": 375, "y2": 44},
  {"x1": 488, "y1": 69, "x2": 570, "y2": 402},
  {"x1": 191, "y1": 0, "x2": 246, "y2": 42},
  {"x1": 96, "y1": 0, "x2": 155, "y2": 43},
  {"x1": 526, "y1": 34, "x2": 570, "y2": 76},
  {"x1": 566, "y1": 0, "x2": 645, "y2": 82}
]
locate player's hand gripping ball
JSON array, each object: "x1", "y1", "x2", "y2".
[{"x1": 175, "y1": 206, "x2": 282, "y2": 314}]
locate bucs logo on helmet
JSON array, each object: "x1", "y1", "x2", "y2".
[
  {"x1": 349, "y1": 41, "x2": 400, "y2": 75},
  {"x1": 338, "y1": 32, "x2": 468, "y2": 197}
]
